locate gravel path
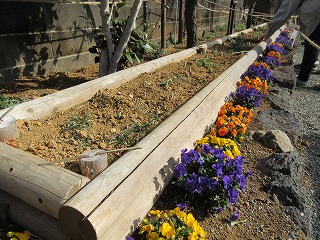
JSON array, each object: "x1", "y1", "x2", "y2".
[{"x1": 291, "y1": 43, "x2": 320, "y2": 240}]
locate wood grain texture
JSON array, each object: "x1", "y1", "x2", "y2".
[
  {"x1": 0, "y1": 189, "x2": 68, "y2": 240},
  {"x1": 79, "y1": 150, "x2": 108, "y2": 180},
  {"x1": 0, "y1": 142, "x2": 90, "y2": 219},
  {"x1": 0, "y1": 23, "x2": 281, "y2": 239},
  {"x1": 59, "y1": 26, "x2": 284, "y2": 239}
]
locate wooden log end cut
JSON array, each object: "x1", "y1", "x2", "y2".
[{"x1": 59, "y1": 205, "x2": 96, "y2": 240}]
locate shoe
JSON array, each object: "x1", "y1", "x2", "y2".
[
  {"x1": 296, "y1": 78, "x2": 308, "y2": 87},
  {"x1": 314, "y1": 83, "x2": 320, "y2": 89},
  {"x1": 296, "y1": 79, "x2": 320, "y2": 88}
]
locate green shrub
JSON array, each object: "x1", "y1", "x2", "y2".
[{"x1": 0, "y1": 95, "x2": 23, "y2": 110}]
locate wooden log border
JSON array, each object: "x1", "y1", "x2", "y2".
[
  {"x1": 0, "y1": 142, "x2": 90, "y2": 219},
  {"x1": 0, "y1": 25, "x2": 266, "y2": 121},
  {"x1": 0, "y1": 23, "x2": 282, "y2": 240},
  {"x1": 0, "y1": 189, "x2": 68, "y2": 240},
  {"x1": 59, "y1": 27, "x2": 282, "y2": 240}
]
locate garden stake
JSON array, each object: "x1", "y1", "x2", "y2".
[{"x1": 38, "y1": 146, "x2": 142, "y2": 166}]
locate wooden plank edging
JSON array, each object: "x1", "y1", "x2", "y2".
[{"x1": 59, "y1": 27, "x2": 284, "y2": 240}]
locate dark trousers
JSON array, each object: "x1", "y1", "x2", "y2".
[{"x1": 298, "y1": 22, "x2": 320, "y2": 82}]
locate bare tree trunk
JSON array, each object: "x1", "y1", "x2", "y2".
[
  {"x1": 108, "y1": 0, "x2": 143, "y2": 74},
  {"x1": 185, "y1": 0, "x2": 198, "y2": 48},
  {"x1": 178, "y1": 0, "x2": 184, "y2": 44},
  {"x1": 99, "y1": 0, "x2": 115, "y2": 77},
  {"x1": 99, "y1": 0, "x2": 143, "y2": 76},
  {"x1": 246, "y1": 0, "x2": 256, "y2": 29}
]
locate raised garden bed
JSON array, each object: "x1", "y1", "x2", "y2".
[{"x1": 0, "y1": 24, "x2": 302, "y2": 240}]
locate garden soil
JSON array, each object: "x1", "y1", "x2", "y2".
[{"x1": 0, "y1": 35, "x2": 307, "y2": 239}]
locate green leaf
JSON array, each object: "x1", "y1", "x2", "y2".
[
  {"x1": 0, "y1": 95, "x2": 23, "y2": 110},
  {"x1": 126, "y1": 53, "x2": 133, "y2": 65},
  {"x1": 114, "y1": 10, "x2": 119, "y2": 18},
  {"x1": 135, "y1": 53, "x2": 143, "y2": 63},
  {"x1": 143, "y1": 43, "x2": 154, "y2": 52},
  {"x1": 116, "y1": 2, "x2": 126, "y2": 8}
]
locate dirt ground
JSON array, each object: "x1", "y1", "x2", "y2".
[
  {"x1": 1, "y1": 42, "x2": 251, "y2": 173},
  {"x1": 0, "y1": 31, "x2": 307, "y2": 239}
]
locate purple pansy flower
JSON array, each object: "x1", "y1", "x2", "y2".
[
  {"x1": 241, "y1": 63, "x2": 275, "y2": 83},
  {"x1": 177, "y1": 201, "x2": 190, "y2": 210},
  {"x1": 261, "y1": 56, "x2": 281, "y2": 69},
  {"x1": 222, "y1": 175, "x2": 231, "y2": 189},
  {"x1": 230, "y1": 86, "x2": 263, "y2": 109},
  {"x1": 230, "y1": 210, "x2": 240, "y2": 222},
  {"x1": 212, "y1": 162, "x2": 224, "y2": 177},
  {"x1": 228, "y1": 188, "x2": 239, "y2": 204},
  {"x1": 173, "y1": 145, "x2": 252, "y2": 211},
  {"x1": 173, "y1": 164, "x2": 187, "y2": 178},
  {"x1": 201, "y1": 144, "x2": 214, "y2": 155},
  {"x1": 181, "y1": 148, "x2": 200, "y2": 165}
]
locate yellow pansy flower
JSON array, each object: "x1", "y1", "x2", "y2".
[
  {"x1": 147, "y1": 231, "x2": 159, "y2": 240},
  {"x1": 7, "y1": 231, "x2": 32, "y2": 240},
  {"x1": 160, "y1": 222, "x2": 175, "y2": 239},
  {"x1": 138, "y1": 224, "x2": 154, "y2": 234},
  {"x1": 149, "y1": 209, "x2": 162, "y2": 217}
]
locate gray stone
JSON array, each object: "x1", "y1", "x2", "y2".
[
  {"x1": 267, "y1": 86, "x2": 294, "y2": 112},
  {"x1": 252, "y1": 129, "x2": 295, "y2": 153},
  {"x1": 257, "y1": 110, "x2": 302, "y2": 144},
  {"x1": 285, "y1": 206, "x2": 312, "y2": 236},
  {"x1": 272, "y1": 65, "x2": 296, "y2": 91},
  {"x1": 260, "y1": 152, "x2": 312, "y2": 236}
]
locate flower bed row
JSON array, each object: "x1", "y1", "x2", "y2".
[{"x1": 127, "y1": 29, "x2": 293, "y2": 240}]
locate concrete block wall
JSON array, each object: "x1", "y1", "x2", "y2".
[
  {"x1": 0, "y1": 1, "x2": 100, "y2": 81},
  {"x1": 0, "y1": 0, "x2": 238, "y2": 82}
]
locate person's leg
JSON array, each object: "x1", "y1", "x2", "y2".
[{"x1": 297, "y1": 23, "x2": 320, "y2": 83}]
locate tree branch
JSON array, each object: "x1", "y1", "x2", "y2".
[{"x1": 108, "y1": 0, "x2": 143, "y2": 73}]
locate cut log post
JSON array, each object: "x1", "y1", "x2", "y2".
[
  {"x1": 0, "y1": 116, "x2": 19, "y2": 140},
  {"x1": 59, "y1": 26, "x2": 285, "y2": 240},
  {"x1": 197, "y1": 45, "x2": 207, "y2": 55},
  {"x1": 79, "y1": 150, "x2": 108, "y2": 180},
  {"x1": 0, "y1": 142, "x2": 90, "y2": 219}
]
